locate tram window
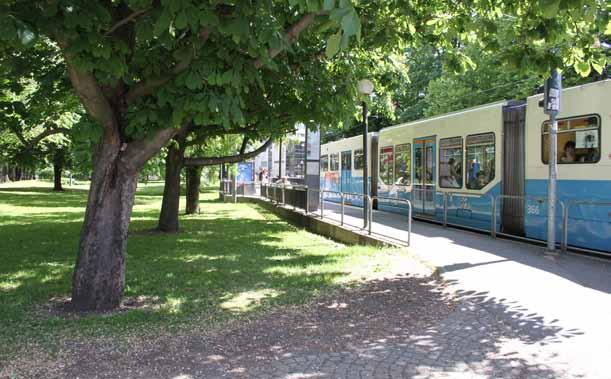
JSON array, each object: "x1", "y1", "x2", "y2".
[
  {"x1": 354, "y1": 149, "x2": 364, "y2": 170},
  {"x1": 379, "y1": 146, "x2": 394, "y2": 185},
  {"x1": 341, "y1": 151, "x2": 352, "y2": 171},
  {"x1": 466, "y1": 133, "x2": 495, "y2": 190},
  {"x1": 330, "y1": 153, "x2": 340, "y2": 171},
  {"x1": 439, "y1": 137, "x2": 463, "y2": 189},
  {"x1": 321, "y1": 155, "x2": 329, "y2": 172},
  {"x1": 394, "y1": 143, "x2": 411, "y2": 186},
  {"x1": 542, "y1": 115, "x2": 600, "y2": 164}
]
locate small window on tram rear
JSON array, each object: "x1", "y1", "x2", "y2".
[
  {"x1": 354, "y1": 149, "x2": 364, "y2": 170},
  {"x1": 321, "y1": 155, "x2": 329, "y2": 172},
  {"x1": 542, "y1": 115, "x2": 601, "y2": 165},
  {"x1": 330, "y1": 153, "x2": 340, "y2": 171}
]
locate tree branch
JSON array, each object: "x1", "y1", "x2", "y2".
[
  {"x1": 125, "y1": 28, "x2": 211, "y2": 104},
  {"x1": 56, "y1": 38, "x2": 116, "y2": 131},
  {"x1": 121, "y1": 126, "x2": 185, "y2": 172},
  {"x1": 184, "y1": 138, "x2": 272, "y2": 167},
  {"x1": 105, "y1": 7, "x2": 152, "y2": 36},
  {"x1": 254, "y1": 12, "x2": 320, "y2": 69},
  {"x1": 186, "y1": 124, "x2": 258, "y2": 147},
  {"x1": 239, "y1": 135, "x2": 249, "y2": 154},
  {"x1": 8, "y1": 125, "x2": 28, "y2": 146},
  {"x1": 125, "y1": 11, "x2": 318, "y2": 104},
  {"x1": 27, "y1": 127, "x2": 71, "y2": 148}
]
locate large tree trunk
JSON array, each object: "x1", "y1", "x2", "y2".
[
  {"x1": 71, "y1": 137, "x2": 137, "y2": 311},
  {"x1": 185, "y1": 166, "x2": 202, "y2": 214},
  {"x1": 53, "y1": 162, "x2": 63, "y2": 191},
  {"x1": 157, "y1": 130, "x2": 188, "y2": 232},
  {"x1": 70, "y1": 120, "x2": 177, "y2": 312}
]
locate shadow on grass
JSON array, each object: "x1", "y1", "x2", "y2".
[{"x1": 0, "y1": 186, "x2": 357, "y2": 355}]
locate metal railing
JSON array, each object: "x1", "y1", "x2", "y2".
[
  {"x1": 338, "y1": 192, "x2": 370, "y2": 229},
  {"x1": 370, "y1": 196, "x2": 411, "y2": 246},
  {"x1": 492, "y1": 194, "x2": 567, "y2": 251},
  {"x1": 254, "y1": 183, "x2": 611, "y2": 255},
  {"x1": 440, "y1": 192, "x2": 495, "y2": 235}
]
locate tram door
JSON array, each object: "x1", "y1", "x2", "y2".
[
  {"x1": 340, "y1": 150, "x2": 352, "y2": 193},
  {"x1": 413, "y1": 137, "x2": 436, "y2": 216}
]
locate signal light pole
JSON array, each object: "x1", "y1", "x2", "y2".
[
  {"x1": 358, "y1": 79, "x2": 374, "y2": 228},
  {"x1": 542, "y1": 69, "x2": 562, "y2": 253}
]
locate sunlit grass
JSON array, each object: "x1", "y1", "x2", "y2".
[{"x1": 0, "y1": 180, "x2": 408, "y2": 359}]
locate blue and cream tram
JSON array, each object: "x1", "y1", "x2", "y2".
[{"x1": 320, "y1": 80, "x2": 611, "y2": 255}]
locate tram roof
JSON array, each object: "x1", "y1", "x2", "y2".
[{"x1": 381, "y1": 100, "x2": 509, "y2": 133}]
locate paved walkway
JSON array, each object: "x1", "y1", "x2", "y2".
[{"x1": 246, "y1": 200, "x2": 611, "y2": 378}]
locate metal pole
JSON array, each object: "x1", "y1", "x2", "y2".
[
  {"x1": 491, "y1": 197, "x2": 497, "y2": 238},
  {"x1": 544, "y1": 69, "x2": 561, "y2": 252},
  {"x1": 232, "y1": 176, "x2": 237, "y2": 203},
  {"x1": 368, "y1": 196, "x2": 372, "y2": 235},
  {"x1": 305, "y1": 187, "x2": 309, "y2": 214},
  {"x1": 547, "y1": 112, "x2": 558, "y2": 251},
  {"x1": 407, "y1": 201, "x2": 412, "y2": 247},
  {"x1": 362, "y1": 100, "x2": 369, "y2": 228},
  {"x1": 320, "y1": 191, "x2": 325, "y2": 218},
  {"x1": 304, "y1": 127, "x2": 308, "y2": 180},
  {"x1": 443, "y1": 192, "x2": 448, "y2": 227},
  {"x1": 278, "y1": 139, "x2": 282, "y2": 180},
  {"x1": 562, "y1": 201, "x2": 569, "y2": 252},
  {"x1": 341, "y1": 194, "x2": 345, "y2": 226}
]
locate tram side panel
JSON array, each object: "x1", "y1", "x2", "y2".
[
  {"x1": 524, "y1": 80, "x2": 611, "y2": 253},
  {"x1": 376, "y1": 102, "x2": 506, "y2": 231},
  {"x1": 320, "y1": 133, "x2": 376, "y2": 206}
]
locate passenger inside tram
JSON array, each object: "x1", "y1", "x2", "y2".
[
  {"x1": 440, "y1": 158, "x2": 461, "y2": 188},
  {"x1": 560, "y1": 141, "x2": 577, "y2": 163}
]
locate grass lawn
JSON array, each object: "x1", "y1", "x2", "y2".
[{"x1": 0, "y1": 180, "x2": 408, "y2": 361}]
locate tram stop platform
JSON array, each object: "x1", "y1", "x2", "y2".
[{"x1": 241, "y1": 193, "x2": 611, "y2": 378}]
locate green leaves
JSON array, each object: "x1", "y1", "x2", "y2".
[
  {"x1": 0, "y1": 14, "x2": 37, "y2": 47},
  {"x1": 175, "y1": 11, "x2": 188, "y2": 30},
  {"x1": 539, "y1": 0, "x2": 560, "y2": 19},
  {"x1": 324, "y1": 1, "x2": 361, "y2": 58},
  {"x1": 574, "y1": 61, "x2": 591, "y2": 77},
  {"x1": 340, "y1": 7, "x2": 360, "y2": 39},
  {"x1": 325, "y1": 32, "x2": 342, "y2": 58},
  {"x1": 591, "y1": 60, "x2": 604, "y2": 75}
]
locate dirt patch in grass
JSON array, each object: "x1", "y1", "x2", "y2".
[{"x1": 32, "y1": 295, "x2": 165, "y2": 321}]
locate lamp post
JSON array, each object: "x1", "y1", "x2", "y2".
[
  {"x1": 358, "y1": 79, "x2": 374, "y2": 228},
  {"x1": 542, "y1": 69, "x2": 561, "y2": 253}
]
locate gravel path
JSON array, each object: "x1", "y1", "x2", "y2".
[{"x1": 3, "y1": 269, "x2": 594, "y2": 378}]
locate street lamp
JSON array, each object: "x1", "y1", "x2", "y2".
[{"x1": 358, "y1": 79, "x2": 374, "y2": 228}]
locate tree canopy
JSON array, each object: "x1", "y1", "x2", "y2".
[{"x1": 1, "y1": 0, "x2": 608, "y2": 311}]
